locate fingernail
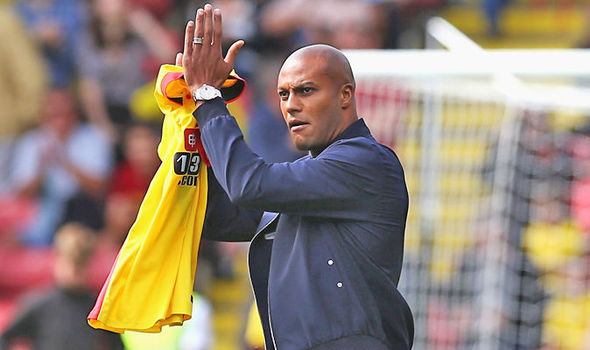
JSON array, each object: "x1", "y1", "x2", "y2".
[{"x1": 197, "y1": 9, "x2": 203, "y2": 15}]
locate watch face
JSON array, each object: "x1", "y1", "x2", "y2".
[
  {"x1": 201, "y1": 85, "x2": 215, "y2": 99},
  {"x1": 194, "y1": 84, "x2": 221, "y2": 101}
]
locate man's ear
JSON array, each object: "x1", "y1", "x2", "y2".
[{"x1": 339, "y1": 83, "x2": 354, "y2": 109}]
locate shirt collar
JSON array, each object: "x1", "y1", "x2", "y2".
[
  {"x1": 333, "y1": 118, "x2": 371, "y2": 143},
  {"x1": 310, "y1": 118, "x2": 371, "y2": 157}
]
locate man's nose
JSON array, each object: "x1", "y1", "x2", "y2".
[{"x1": 285, "y1": 94, "x2": 302, "y2": 114}]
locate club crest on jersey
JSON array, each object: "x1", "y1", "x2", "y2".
[
  {"x1": 182, "y1": 127, "x2": 211, "y2": 167},
  {"x1": 184, "y1": 128, "x2": 200, "y2": 152}
]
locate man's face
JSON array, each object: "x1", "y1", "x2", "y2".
[
  {"x1": 43, "y1": 90, "x2": 77, "y2": 137},
  {"x1": 277, "y1": 57, "x2": 346, "y2": 154}
]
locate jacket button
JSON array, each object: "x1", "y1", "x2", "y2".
[
  {"x1": 327, "y1": 259, "x2": 334, "y2": 265},
  {"x1": 336, "y1": 282, "x2": 343, "y2": 288}
]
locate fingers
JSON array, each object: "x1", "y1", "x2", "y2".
[
  {"x1": 193, "y1": 9, "x2": 204, "y2": 52},
  {"x1": 183, "y1": 20, "x2": 194, "y2": 58},
  {"x1": 203, "y1": 4, "x2": 213, "y2": 47},
  {"x1": 183, "y1": 4, "x2": 243, "y2": 89},
  {"x1": 213, "y1": 8, "x2": 223, "y2": 54},
  {"x1": 225, "y1": 40, "x2": 245, "y2": 67},
  {"x1": 175, "y1": 52, "x2": 183, "y2": 66}
]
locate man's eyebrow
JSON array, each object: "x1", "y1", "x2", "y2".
[
  {"x1": 277, "y1": 81, "x2": 318, "y2": 91},
  {"x1": 288, "y1": 81, "x2": 318, "y2": 89}
]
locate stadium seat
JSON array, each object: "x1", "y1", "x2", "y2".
[{"x1": 0, "y1": 246, "x2": 54, "y2": 299}]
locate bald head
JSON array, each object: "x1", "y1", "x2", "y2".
[
  {"x1": 277, "y1": 44, "x2": 359, "y2": 156},
  {"x1": 281, "y1": 44, "x2": 355, "y2": 89}
]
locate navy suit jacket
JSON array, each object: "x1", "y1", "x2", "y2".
[{"x1": 196, "y1": 98, "x2": 413, "y2": 350}]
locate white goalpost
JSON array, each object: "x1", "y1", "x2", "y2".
[{"x1": 345, "y1": 17, "x2": 590, "y2": 350}]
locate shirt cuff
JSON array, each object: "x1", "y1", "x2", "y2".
[{"x1": 193, "y1": 97, "x2": 230, "y2": 126}]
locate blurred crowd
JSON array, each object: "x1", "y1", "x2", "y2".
[
  {"x1": 480, "y1": 111, "x2": 590, "y2": 350},
  {"x1": 2, "y1": 0, "x2": 590, "y2": 349},
  {"x1": 0, "y1": 0, "x2": 445, "y2": 349}
]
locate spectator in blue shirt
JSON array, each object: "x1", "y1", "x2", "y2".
[
  {"x1": 180, "y1": 4, "x2": 414, "y2": 349},
  {"x1": 11, "y1": 89, "x2": 112, "y2": 245}
]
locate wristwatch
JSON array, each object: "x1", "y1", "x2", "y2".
[{"x1": 192, "y1": 84, "x2": 222, "y2": 103}]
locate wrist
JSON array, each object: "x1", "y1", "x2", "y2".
[{"x1": 194, "y1": 100, "x2": 205, "y2": 109}]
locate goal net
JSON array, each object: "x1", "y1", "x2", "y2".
[{"x1": 346, "y1": 45, "x2": 590, "y2": 350}]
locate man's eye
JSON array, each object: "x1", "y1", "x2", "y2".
[
  {"x1": 303, "y1": 87, "x2": 313, "y2": 94},
  {"x1": 278, "y1": 91, "x2": 288, "y2": 98}
]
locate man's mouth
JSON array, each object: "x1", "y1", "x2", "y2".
[{"x1": 288, "y1": 119, "x2": 309, "y2": 132}]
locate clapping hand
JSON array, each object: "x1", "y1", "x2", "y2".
[{"x1": 179, "y1": 4, "x2": 244, "y2": 98}]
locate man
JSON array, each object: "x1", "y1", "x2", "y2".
[
  {"x1": 0, "y1": 223, "x2": 123, "y2": 350},
  {"x1": 11, "y1": 89, "x2": 112, "y2": 245},
  {"x1": 180, "y1": 4, "x2": 413, "y2": 349}
]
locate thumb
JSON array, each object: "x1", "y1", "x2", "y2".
[
  {"x1": 175, "y1": 52, "x2": 183, "y2": 67},
  {"x1": 224, "y1": 40, "x2": 245, "y2": 68}
]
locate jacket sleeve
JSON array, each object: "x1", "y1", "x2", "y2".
[
  {"x1": 202, "y1": 167, "x2": 264, "y2": 242},
  {"x1": 194, "y1": 99, "x2": 385, "y2": 219}
]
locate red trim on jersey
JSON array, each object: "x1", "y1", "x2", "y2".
[
  {"x1": 222, "y1": 71, "x2": 247, "y2": 104},
  {"x1": 194, "y1": 128, "x2": 210, "y2": 167},
  {"x1": 161, "y1": 71, "x2": 246, "y2": 105},
  {"x1": 160, "y1": 71, "x2": 186, "y2": 106},
  {"x1": 88, "y1": 251, "x2": 121, "y2": 321}
]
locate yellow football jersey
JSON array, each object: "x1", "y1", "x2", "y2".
[{"x1": 88, "y1": 65, "x2": 244, "y2": 333}]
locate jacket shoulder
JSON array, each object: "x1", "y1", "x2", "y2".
[{"x1": 321, "y1": 136, "x2": 400, "y2": 169}]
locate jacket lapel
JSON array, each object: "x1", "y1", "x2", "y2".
[{"x1": 248, "y1": 212, "x2": 279, "y2": 350}]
